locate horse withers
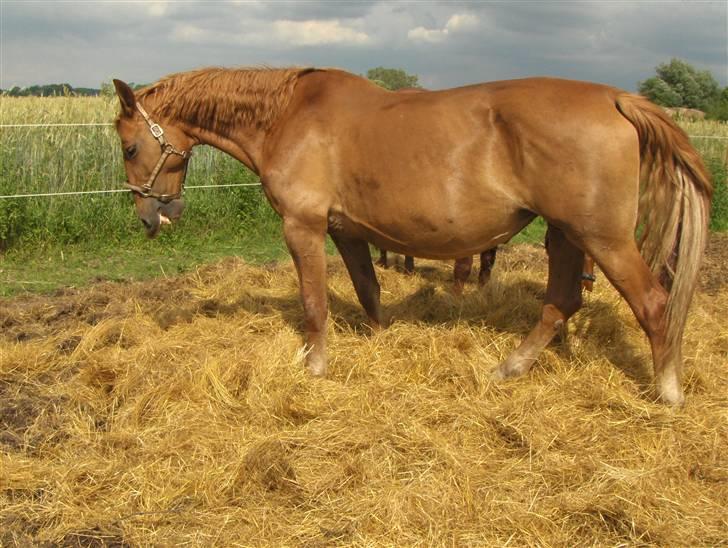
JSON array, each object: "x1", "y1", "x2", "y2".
[{"x1": 112, "y1": 68, "x2": 711, "y2": 405}]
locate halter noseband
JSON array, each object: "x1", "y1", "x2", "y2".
[{"x1": 124, "y1": 103, "x2": 192, "y2": 203}]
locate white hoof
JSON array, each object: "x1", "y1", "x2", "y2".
[
  {"x1": 657, "y1": 375, "x2": 685, "y2": 406},
  {"x1": 306, "y1": 356, "x2": 327, "y2": 377},
  {"x1": 491, "y1": 356, "x2": 532, "y2": 381}
]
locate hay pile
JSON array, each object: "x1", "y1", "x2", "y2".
[{"x1": 1, "y1": 241, "x2": 727, "y2": 546}]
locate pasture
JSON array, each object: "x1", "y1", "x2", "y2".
[
  {"x1": 2, "y1": 241, "x2": 727, "y2": 545},
  {"x1": 1, "y1": 94, "x2": 728, "y2": 545}
]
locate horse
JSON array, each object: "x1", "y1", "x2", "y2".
[{"x1": 112, "y1": 67, "x2": 712, "y2": 405}]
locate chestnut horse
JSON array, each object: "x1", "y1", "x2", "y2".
[{"x1": 112, "y1": 67, "x2": 711, "y2": 405}]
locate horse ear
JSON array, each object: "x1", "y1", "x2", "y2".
[{"x1": 113, "y1": 79, "x2": 136, "y2": 117}]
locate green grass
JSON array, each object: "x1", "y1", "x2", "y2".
[
  {"x1": 0, "y1": 219, "x2": 286, "y2": 297},
  {"x1": 0, "y1": 215, "x2": 545, "y2": 298}
]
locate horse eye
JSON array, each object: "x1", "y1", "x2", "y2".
[{"x1": 124, "y1": 145, "x2": 138, "y2": 160}]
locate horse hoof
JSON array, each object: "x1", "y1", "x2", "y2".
[
  {"x1": 492, "y1": 357, "x2": 531, "y2": 381},
  {"x1": 491, "y1": 367, "x2": 507, "y2": 381},
  {"x1": 657, "y1": 377, "x2": 685, "y2": 406},
  {"x1": 306, "y1": 357, "x2": 327, "y2": 377}
]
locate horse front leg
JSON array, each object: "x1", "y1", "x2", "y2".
[
  {"x1": 283, "y1": 217, "x2": 329, "y2": 376},
  {"x1": 404, "y1": 256, "x2": 415, "y2": 274},
  {"x1": 331, "y1": 234, "x2": 384, "y2": 329}
]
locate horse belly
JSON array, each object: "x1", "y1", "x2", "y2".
[{"x1": 328, "y1": 200, "x2": 530, "y2": 260}]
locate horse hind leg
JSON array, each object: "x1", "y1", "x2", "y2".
[
  {"x1": 493, "y1": 226, "x2": 584, "y2": 379},
  {"x1": 581, "y1": 256, "x2": 596, "y2": 291},
  {"x1": 585, "y1": 240, "x2": 680, "y2": 404}
]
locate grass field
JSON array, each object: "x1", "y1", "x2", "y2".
[{"x1": 0, "y1": 95, "x2": 270, "y2": 250}]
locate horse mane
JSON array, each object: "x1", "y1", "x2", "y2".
[{"x1": 135, "y1": 67, "x2": 319, "y2": 134}]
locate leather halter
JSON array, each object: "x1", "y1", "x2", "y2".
[{"x1": 124, "y1": 103, "x2": 192, "y2": 203}]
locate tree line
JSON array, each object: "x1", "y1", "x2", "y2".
[
  {"x1": 1, "y1": 82, "x2": 146, "y2": 97},
  {"x1": 1, "y1": 84, "x2": 101, "y2": 97}
]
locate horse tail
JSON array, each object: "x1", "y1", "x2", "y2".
[{"x1": 615, "y1": 93, "x2": 712, "y2": 355}]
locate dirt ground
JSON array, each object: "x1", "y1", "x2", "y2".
[
  {"x1": 700, "y1": 232, "x2": 728, "y2": 296},
  {"x1": 1, "y1": 239, "x2": 727, "y2": 546}
]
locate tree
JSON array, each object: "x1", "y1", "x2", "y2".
[
  {"x1": 366, "y1": 67, "x2": 421, "y2": 90},
  {"x1": 706, "y1": 86, "x2": 728, "y2": 122},
  {"x1": 638, "y1": 58, "x2": 720, "y2": 111},
  {"x1": 1, "y1": 84, "x2": 99, "y2": 96},
  {"x1": 638, "y1": 77, "x2": 682, "y2": 107}
]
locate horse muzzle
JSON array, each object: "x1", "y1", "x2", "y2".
[{"x1": 136, "y1": 197, "x2": 185, "y2": 238}]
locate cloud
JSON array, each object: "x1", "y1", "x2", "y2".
[
  {"x1": 408, "y1": 12, "x2": 479, "y2": 43},
  {"x1": 445, "y1": 13, "x2": 479, "y2": 32},
  {"x1": 170, "y1": 17, "x2": 370, "y2": 49},
  {"x1": 1, "y1": 1, "x2": 724, "y2": 91},
  {"x1": 273, "y1": 19, "x2": 370, "y2": 46},
  {"x1": 407, "y1": 26, "x2": 447, "y2": 44},
  {"x1": 146, "y1": 2, "x2": 169, "y2": 18}
]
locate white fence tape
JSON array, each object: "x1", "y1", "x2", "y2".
[
  {"x1": 0, "y1": 123, "x2": 114, "y2": 127},
  {"x1": 0, "y1": 183, "x2": 262, "y2": 200}
]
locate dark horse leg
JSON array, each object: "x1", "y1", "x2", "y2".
[
  {"x1": 478, "y1": 248, "x2": 497, "y2": 286},
  {"x1": 404, "y1": 256, "x2": 415, "y2": 274},
  {"x1": 283, "y1": 217, "x2": 329, "y2": 376},
  {"x1": 493, "y1": 226, "x2": 584, "y2": 379},
  {"x1": 331, "y1": 233, "x2": 384, "y2": 329},
  {"x1": 375, "y1": 248, "x2": 414, "y2": 274},
  {"x1": 581, "y1": 256, "x2": 596, "y2": 291},
  {"x1": 453, "y1": 248, "x2": 498, "y2": 295},
  {"x1": 376, "y1": 248, "x2": 388, "y2": 268},
  {"x1": 453, "y1": 256, "x2": 474, "y2": 295}
]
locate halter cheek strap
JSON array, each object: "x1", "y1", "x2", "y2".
[{"x1": 124, "y1": 103, "x2": 192, "y2": 203}]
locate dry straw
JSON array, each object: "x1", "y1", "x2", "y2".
[{"x1": 1, "y1": 241, "x2": 727, "y2": 545}]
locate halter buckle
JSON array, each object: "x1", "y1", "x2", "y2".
[{"x1": 149, "y1": 124, "x2": 164, "y2": 139}]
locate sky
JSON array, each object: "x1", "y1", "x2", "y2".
[{"x1": 1, "y1": 0, "x2": 726, "y2": 92}]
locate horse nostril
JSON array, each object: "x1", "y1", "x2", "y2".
[{"x1": 141, "y1": 218, "x2": 152, "y2": 230}]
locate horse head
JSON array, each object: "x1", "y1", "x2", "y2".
[{"x1": 113, "y1": 79, "x2": 192, "y2": 238}]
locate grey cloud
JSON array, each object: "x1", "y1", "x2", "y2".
[{"x1": 1, "y1": 1, "x2": 725, "y2": 91}]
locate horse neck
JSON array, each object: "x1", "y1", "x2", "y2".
[
  {"x1": 184, "y1": 119, "x2": 267, "y2": 175},
  {"x1": 147, "y1": 98, "x2": 266, "y2": 174}
]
